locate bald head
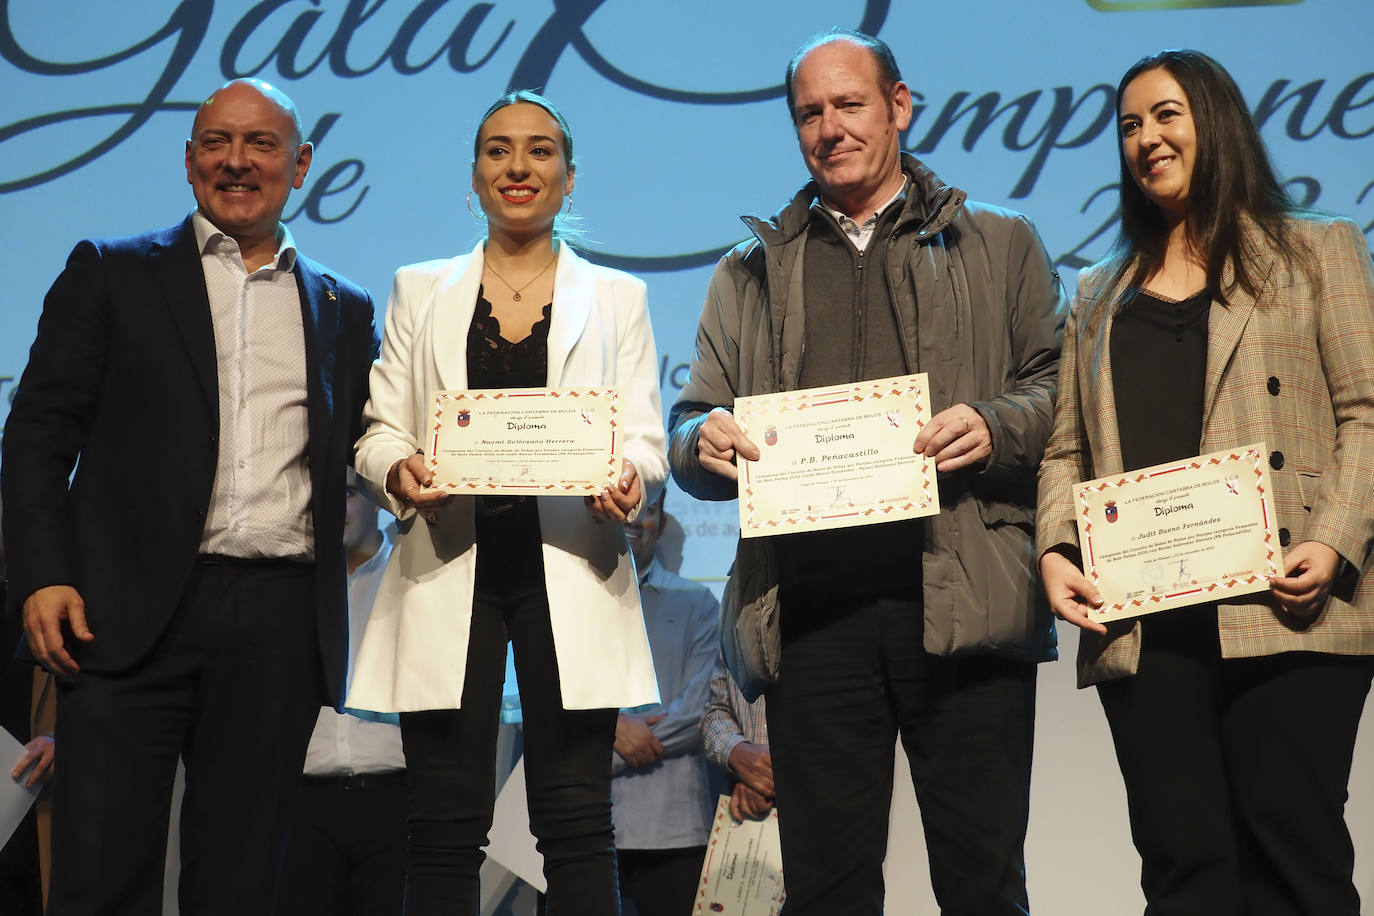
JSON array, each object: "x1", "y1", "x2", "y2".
[
  {"x1": 194, "y1": 78, "x2": 304, "y2": 146},
  {"x1": 185, "y1": 78, "x2": 313, "y2": 266}
]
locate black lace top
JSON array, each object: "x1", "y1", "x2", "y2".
[
  {"x1": 466, "y1": 286, "x2": 552, "y2": 389},
  {"x1": 465, "y1": 287, "x2": 553, "y2": 528}
]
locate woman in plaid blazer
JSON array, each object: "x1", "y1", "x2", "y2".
[{"x1": 1037, "y1": 50, "x2": 1374, "y2": 915}]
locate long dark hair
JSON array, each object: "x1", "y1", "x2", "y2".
[{"x1": 1110, "y1": 49, "x2": 1308, "y2": 302}]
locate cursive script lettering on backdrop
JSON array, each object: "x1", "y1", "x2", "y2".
[{"x1": 1, "y1": 0, "x2": 1370, "y2": 269}]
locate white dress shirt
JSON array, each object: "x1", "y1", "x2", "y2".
[{"x1": 192, "y1": 210, "x2": 313, "y2": 559}]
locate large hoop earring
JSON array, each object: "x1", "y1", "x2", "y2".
[
  {"x1": 561, "y1": 194, "x2": 573, "y2": 218},
  {"x1": 466, "y1": 191, "x2": 485, "y2": 221}
]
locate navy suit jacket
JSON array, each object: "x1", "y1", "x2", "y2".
[{"x1": 1, "y1": 218, "x2": 378, "y2": 707}]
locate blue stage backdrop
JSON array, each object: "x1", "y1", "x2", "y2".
[
  {"x1": 2, "y1": 3, "x2": 1373, "y2": 909},
  {"x1": 3, "y1": 0, "x2": 1372, "y2": 590}
]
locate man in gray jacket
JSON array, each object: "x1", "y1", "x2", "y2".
[{"x1": 668, "y1": 29, "x2": 1065, "y2": 916}]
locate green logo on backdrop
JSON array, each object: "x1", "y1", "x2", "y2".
[{"x1": 1087, "y1": 0, "x2": 1301, "y2": 10}]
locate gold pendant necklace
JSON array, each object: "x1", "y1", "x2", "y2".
[{"x1": 484, "y1": 249, "x2": 558, "y2": 302}]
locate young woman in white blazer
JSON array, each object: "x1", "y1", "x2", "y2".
[{"x1": 347, "y1": 91, "x2": 666, "y2": 914}]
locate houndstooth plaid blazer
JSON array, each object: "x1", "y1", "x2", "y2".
[{"x1": 1037, "y1": 215, "x2": 1374, "y2": 686}]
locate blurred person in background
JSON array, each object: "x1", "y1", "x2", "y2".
[{"x1": 611, "y1": 491, "x2": 717, "y2": 915}]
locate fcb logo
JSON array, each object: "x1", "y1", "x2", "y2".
[
  {"x1": 764, "y1": 427, "x2": 778, "y2": 446},
  {"x1": 1104, "y1": 500, "x2": 1118, "y2": 523},
  {"x1": 710, "y1": 905, "x2": 725, "y2": 913},
  {"x1": 456, "y1": 410, "x2": 471, "y2": 428}
]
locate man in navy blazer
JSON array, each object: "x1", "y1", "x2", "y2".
[{"x1": 0, "y1": 79, "x2": 378, "y2": 915}]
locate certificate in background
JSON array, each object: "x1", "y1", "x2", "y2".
[
  {"x1": 1075, "y1": 443, "x2": 1279, "y2": 622},
  {"x1": 735, "y1": 374, "x2": 939, "y2": 538},
  {"x1": 695, "y1": 795, "x2": 784, "y2": 915},
  {"x1": 425, "y1": 387, "x2": 620, "y2": 495},
  {"x1": 0, "y1": 727, "x2": 42, "y2": 847}
]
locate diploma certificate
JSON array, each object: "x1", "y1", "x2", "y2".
[
  {"x1": 734, "y1": 374, "x2": 939, "y2": 538},
  {"x1": 1075, "y1": 443, "x2": 1279, "y2": 622},
  {"x1": 425, "y1": 387, "x2": 620, "y2": 495},
  {"x1": 695, "y1": 795, "x2": 785, "y2": 915}
]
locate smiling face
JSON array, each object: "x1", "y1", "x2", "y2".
[
  {"x1": 472, "y1": 102, "x2": 574, "y2": 244},
  {"x1": 185, "y1": 81, "x2": 311, "y2": 254},
  {"x1": 790, "y1": 40, "x2": 911, "y2": 221},
  {"x1": 1118, "y1": 67, "x2": 1197, "y2": 224}
]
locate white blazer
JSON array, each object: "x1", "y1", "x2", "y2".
[{"x1": 347, "y1": 242, "x2": 666, "y2": 712}]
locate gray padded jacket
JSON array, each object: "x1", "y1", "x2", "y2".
[{"x1": 669, "y1": 155, "x2": 1067, "y2": 699}]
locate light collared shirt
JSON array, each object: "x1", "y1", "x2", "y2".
[
  {"x1": 192, "y1": 210, "x2": 314, "y2": 559},
  {"x1": 303, "y1": 526, "x2": 405, "y2": 776},
  {"x1": 610, "y1": 559, "x2": 719, "y2": 849},
  {"x1": 817, "y1": 180, "x2": 908, "y2": 252}
]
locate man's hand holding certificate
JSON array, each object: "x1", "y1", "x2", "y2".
[
  {"x1": 426, "y1": 387, "x2": 620, "y2": 494},
  {"x1": 1074, "y1": 443, "x2": 1280, "y2": 622},
  {"x1": 734, "y1": 374, "x2": 940, "y2": 538}
]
